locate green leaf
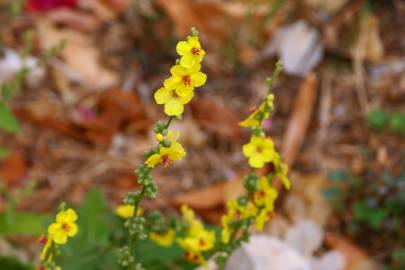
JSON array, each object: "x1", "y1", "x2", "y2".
[
  {"x1": 322, "y1": 187, "x2": 341, "y2": 200},
  {"x1": 367, "y1": 109, "x2": 389, "y2": 130},
  {"x1": 0, "y1": 146, "x2": 10, "y2": 159},
  {"x1": 0, "y1": 256, "x2": 33, "y2": 270},
  {"x1": 138, "y1": 240, "x2": 193, "y2": 270},
  {"x1": 389, "y1": 113, "x2": 405, "y2": 135},
  {"x1": 353, "y1": 201, "x2": 387, "y2": 229},
  {"x1": 61, "y1": 188, "x2": 121, "y2": 270},
  {"x1": 0, "y1": 211, "x2": 49, "y2": 236},
  {"x1": 328, "y1": 170, "x2": 349, "y2": 182},
  {"x1": 393, "y1": 249, "x2": 405, "y2": 266},
  {"x1": 0, "y1": 102, "x2": 20, "y2": 134}
]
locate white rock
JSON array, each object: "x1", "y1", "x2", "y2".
[
  {"x1": 225, "y1": 235, "x2": 311, "y2": 270},
  {"x1": 311, "y1": 251, "x2": 345, "y2": 270},
  {"x1": 264, "y1": 21, "x2": 323, "y2": 76},
  {"x1": 285, "y1": 219, "x2": 324, "y2": 257},
  {"x1": 0, "y1": 48, "x2": 45, "y2": 86}
]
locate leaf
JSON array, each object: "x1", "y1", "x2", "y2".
[
  {"x1": 0, "y1": 102, "x2": 20, "y2": 134},
  {"x1": 0, "y1": 146, "x2": 10, "y2": 159},
  {"x1": 0, "y1": 211, "x2": 49, "y2": 235},
  {"x1": 0, "y1": 256, "x2": 33, "y2": 270},
  {"x1": 328, "y1": 170, "x2": 350, "y2": 182},
  {"x1": 189, "y1": 97, "x2": 242, "y2": 142},
  {"x1": 367, "y1": 109, "x2": 389, "y2": 130},
  {"x1": 61, "y1": 188, "x2": 121, "y2": 270},
  {"x1": 138, "y1": 240, "x2": 194, "y2": 270},
  {"x1": 389, "y1": 113, "x2": 405, "y2": 135},
  {"x1": 353, "y1": 201, "x2": 387, "y2": 229}
]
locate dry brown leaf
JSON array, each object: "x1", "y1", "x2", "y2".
[
  {"x1": 156, "y1": 0, "x2": 230, "y2": 48},
  {"x1": 172, "y1": 181, "x2": 227, "y2": 211},
  {"x1": 75, "y1": 89, "x2": 151, "y2": 137},
  {"x1": 0, "y1": 151, "x2": 28, "y2": 187},
  {"x1": 325, "y1": 233, "x2": 380, "y2": 270},
  {"x1": 46, "y1": 8, "x2": 101, "y2": 32},
  {"x1": 36, "y1": 19, "x2": 118, "y2": 89},
  {"x1": 190, "y1": 97, "x2": 242, "y2": 142}
]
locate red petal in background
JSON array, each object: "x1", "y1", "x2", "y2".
[{"x1": 25, "y1": 0, "x2": 77, "y2": 12}]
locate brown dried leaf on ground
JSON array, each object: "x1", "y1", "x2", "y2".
[
  {"x1": 0, "y1": 151, "x2": 28, "y2": 187},
  {"x1": 190, "y1": 96, "x2": 242, "y2": 142},
  {"x1": 45, "y1": 8, "x2": 101, "y2": 32},
  {"x1": 73, "y1": 89, "x2": 151, "y2": 139},
  {"x1": 172, "y1": 174, "x2": 245, "y2": 223},
  {"x1": 325, "y1": 233, "x2": 380, "y2": 270},
  {"x1": 36, "y1": 19, "x2": 118, "y2": 89},
  {"x1": 156, "y1": 0, "x2": 230, "y2": 48}
]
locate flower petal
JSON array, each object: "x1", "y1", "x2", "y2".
[
  {"x1": 190, "y1": 72, "x2": 207, "y2": 87},
  {"x1": 154, "y1": 87, "x2": 171, "y2": 104},
  {"x1": 176, "y1": 41, "x2": 190, "y2": 56},
  {"x1": 164, "y1": 98, "x2": 184, "y2": 116}
]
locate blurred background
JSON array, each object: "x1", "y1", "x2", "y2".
[{"x1": 0, "y1": 0, "x2": 404, "y2": 269}]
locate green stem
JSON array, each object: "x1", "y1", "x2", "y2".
[{"x1": 127, "y1": 116, "x2": 176, "y2": 269}]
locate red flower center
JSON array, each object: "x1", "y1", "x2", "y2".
[
  {"x1": 191, "y1": 47, "x2": 200, "y2": 56},
  {"x1": 37, "y1": 234, "x2": 48, "y2": 244},
  {"x1": 182, "y1": 76, "x2": 191, "y2": 86},
  {"x1": 61, "y1": 223, "x2": 71, "y2": 232},
  {"x1": 199, "y1": 239, "x2": 205, "y2": 247},
  {"x1": 162, "y1": 155, "x2": 170, "y2": 167}
]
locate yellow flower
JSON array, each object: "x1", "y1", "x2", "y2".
[
  {"x1": 39, "y1": 237, "x2": 52, "y2": 260},
  {"x1": 255, "y1": 209, "x2": 275, "y2": 231},
  {"x1": 115, "y1": 204, "x2": 142, "y2": 219},
  {"x1": 48, "y1": 208, "x2": 78, "y2": 245},
  {"x1": 155, "y1": 133, "x2": 164, "y2": 142},
  {"x1": 178, "y1": 205, "x2": 216, "y2": 264},
  {"x1": 239, "y1": 94, "x2": 274, "y2": 128},
  {"x1": 253, "y1": 177, "x2": 278, "y2": 208},
  {"x1": 278, "y1": 162, "x2": 291, "y2": 190},
  {"x1": 145, "y1": 140, "x2": 186, "y2": 168},
  {"x1": 221, "y1": 215, "x2": 231, "y2": 244},
  {"x1": 176, "y1": 36, "x2": 206, "y2": 69},
  {"x1": 154, "y1": 86, "x2": 194, "y2": 116},
  {"x1": 150, "y1": 229, "x2": 175, "y2": 247},
  {"x1": 164, "y1": 64, "x2": 207, "y2": 95},
  {"x1": 242, "y1": 136, "x2": 276, "y2": 168}
]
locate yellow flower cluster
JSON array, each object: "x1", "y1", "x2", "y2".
[
  {"x1": 239, "y1": 94, "x2": 275, "y2": 128},
  {"x1": 150, "y1": 229, "x2": 175, "y2": 247},
  {"x1": 221, "y1": 177, "x2": 278, "y2": 243},
  {"x1": 39, "y1": 208, "x2": 78, "y2": 270},
  {"x1": 154, "y1": 34, "x2": 207, "y2": 116},
  {"x1": 115, "y1": 204, "x2": 143, "y2": 219},
  {"x1": 145, "y1": 130, "x2": 186, "y2": 168},
  {"x1": 178, "y1": 205, "x2": 215, "y2": 264}
]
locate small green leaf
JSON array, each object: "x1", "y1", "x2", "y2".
[
  {"x1": 367, "y1": 109, "x2": 389, "y2": 130},
  {"x1": 0, "y1": 102, "x2": 20, "y2": 134},
  {"x1": 0, "y1": 146, "x2": 10, "y2": 159},
  {"x1": 328, "y1": 170, "x2": 349, "y2": 182},
  {"x1": 389, "y1": 113, "x2": 405, "y2": 135},
  {"x1": 393, "y1": 249, "x2": 405, "y2": 266},
  {"x1": 0, "y1": 256, "x2": 33, "y2": 270}
]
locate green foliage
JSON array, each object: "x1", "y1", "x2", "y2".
[
  {"x1": 0, "y1": 210, "x2": 50, "y2": 235},
  {"x1": 324, "y1": 155, "x2": 405, "y2": 269},
  {"x1": 367, "y1": 109, "x2": 405, "y2": 136},
  {"x1": 137, "y1": 240, "x2": 193, "y2": 270},
  {"x1": 0, "y1": 146, "x2": 10, "y2": 159},
  {"x1": 0, "y1": 256, "x2": 33, "y2": 270},
  {"x1": 60, "y1": 189, "x2": 120, "y2": 270},
  {"x1": 353, "y1": 200, "x2": 387, "y2": 229},
  {"x1": 0, "y1": 101, "x2": 20, "y2": 134}
]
